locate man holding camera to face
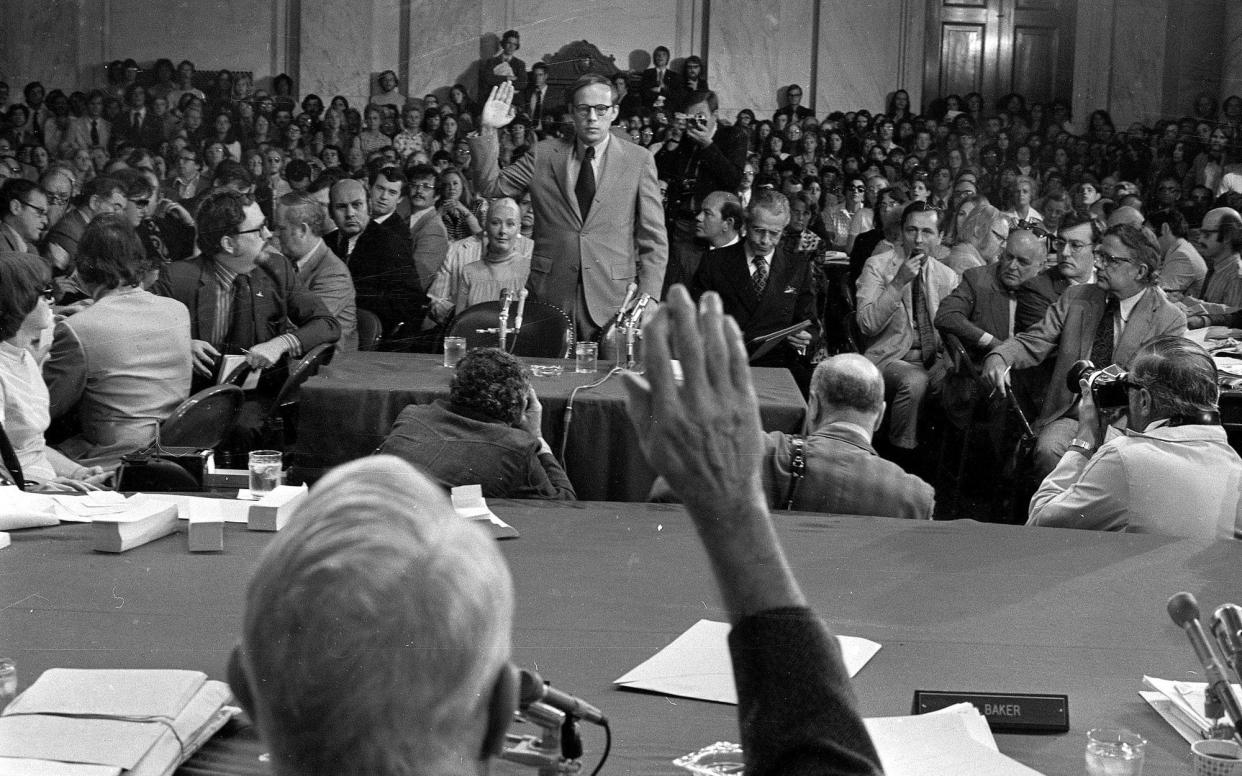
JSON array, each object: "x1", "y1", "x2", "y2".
[
  {"x1": 982, "y1": 223, "x2": 1187, "y2": 476},
  {"x1": 1026, "y1": 335, "x2": 1242, "y2": 539}
]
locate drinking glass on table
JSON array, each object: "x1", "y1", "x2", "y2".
[
  {"x1": 574, "y1": 341, "x2": 597, "y2": 373},
  {"x1": 443, "y1": 336, "x2": 467, "y2": 367},
  {"x1": 1085, "y1": 728, "x2": 1146, "y2": 776},
  {"x1": 248, "y1": 450, "x2": 283, "y2": 495}
]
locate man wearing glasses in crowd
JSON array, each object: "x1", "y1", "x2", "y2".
[
  {"x1": 983, "y1": 223, "x2": 1186, "y2": 477},
  {"x1": 0, "y1": 179, "x2": 49, "y2": 255},
  {"x1": 471, "y1": 74, "x2": 667, "y2": 338}
]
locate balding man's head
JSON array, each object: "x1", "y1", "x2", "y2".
[
  {"x1": 329, "y1": 178, "x2": 369, "y2": 236},
  {"x1": 1106, "y1": 205, "x2": 1144, "y2": 228},
  {"x1": 807, "y1": 354, "x2": 886, "y2": 434},
  {"x1": 234, "y1": 455, "x2": 516, "y2": 775},
  {"x1": 998, "y1": 227, "x2": 1046, "y2": 291},
  {"x1": 1197, "y1": 206, "x2": 1242, "y2": 263}
]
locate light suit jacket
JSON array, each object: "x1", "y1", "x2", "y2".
[
  {"x1": 992, "y1": 284, "x2": 1187, "y2": 429},
  {"x1": 470, "y1": 129, "x2": 667, "y2": 326},
  {"x1": 855, "y1": 247, "x2": 960, "y2": 368}
]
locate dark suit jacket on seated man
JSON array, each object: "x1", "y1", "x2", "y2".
[
  {"x1": 471, "y1": 74, "x2": 667, "y2": 337},
  {"x1": 690, "y1": 189, "x2": 816, "y2": 385},
  {"x1": 1028, "y1": 336, "x2": 1242, "y2": 540},
  {"x1": 152, "y1": 189, "x2": 340, "y2": 384},
  {"x1": 378, "y1": 348, "x2": 574, "y2": 500},
  {"x1": 984, "y1": 223, "x2": 1187, "y2": 477}
]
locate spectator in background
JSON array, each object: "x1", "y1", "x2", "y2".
[
  {"x1": 1146, "y1": 207, "x2": 1206, "y2": 300},
  {"x1": 479, "y1": 30, "x2": 527, "y2": 97},
  {"x1": 274, "y1": 191, "x2": 358, "y2": 352}
]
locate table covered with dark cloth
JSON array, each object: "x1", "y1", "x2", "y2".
[
  {"x1": 3, "y1": 503, "x2": 1238, "y2": 775},
  {"x1": 291, "y1": 352, "x2": 807, "y2": 500}
]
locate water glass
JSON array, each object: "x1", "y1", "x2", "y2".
[
  {"x1": 1085, "y1": 728, "x2": 1146, "y2": 776},
  {"x1": 248, "y1": 450, "x2": 283, "y2": 496},
  {"x1": 574, "y1": 341, "x2": 598, "y2": 373},
  {"x1": 443, "y1": 336, "x2": 467, "y2": 367}
]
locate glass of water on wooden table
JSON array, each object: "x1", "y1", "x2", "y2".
[
  {"x1": 248, "y1": 450, "x2": 283, "y2": 495},
  {"x1": 1085, "y1": 728, "x2": 1146, "y2": 776}
]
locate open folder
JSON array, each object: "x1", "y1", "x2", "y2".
[{"x1": 0, "y1": 669, "x2": 237, "y2": 776}]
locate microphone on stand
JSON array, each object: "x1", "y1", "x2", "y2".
[
  {"x1": 512, "y1": 288, "x2": 529, "y2": 332},
  {"x1": 497, "y1": 289, "x2": 513, "y2": 350},
  {"x1": 1169, "y1": 592, "x2": 1242, "y2": 742},
  {"x1": 616, "y1": 282, "x2": 637, "y2": 323},
  {"x1": 624, "y1": 294, "x2": 653, "y2": 368},
  {"x1": 518, "y1": 668, "x2": 607, "y2": 725},
  {"x1": 1212, "y1": 604, "x2": 1242, "y2": 679}
]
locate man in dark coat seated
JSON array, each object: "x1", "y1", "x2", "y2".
[{"x1": 378, "y1": 347, "x2": 574, "y2": 500}]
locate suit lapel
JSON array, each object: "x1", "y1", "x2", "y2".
[
  {"x1": 193, "y1": 260, "x2": 218, "y2": 341},
  {"x1": 1115, "y1": 287, "x2": 1157, "y2": 364},
  {"x1": 724, "y1": 246, "x2": 760, "y2": 314},
  {"x1": 988, "y1": 268, "x2": 1012, "y2": 337},
  {"x1": 550, "y1": 140, "x2": 578, "y2": 224}
]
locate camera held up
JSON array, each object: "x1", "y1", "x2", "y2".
[{"x1": 1066, "y1": 360, "x2": 1130, "y2": 412}]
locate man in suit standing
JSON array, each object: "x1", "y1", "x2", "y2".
[
  {"x1": 118, "y1": 84, "x2": 164, "y2": 151},
  {"x1": 66, "y1": 91, "x2": 111, "y2": 154},
  {"x1": 479, "y1": 30, "x2": 527, "y2": 98},
  {"x1": 518, "y1": 62, "x2": 554, "y2": 137},
  {"x1": 639, "y1": 46, "x2": 677, "y2": 110},
  {"x1": 983, "y1": 223, "x2": 1187, "y2": 476},
  {"x1": 471, "y1": 74, "x2": 667, "y2": 338},
  {"x1": 327, "y1": 178, "x2": 424, "y2": 340},
  {"x1": 690, "y1": 189, "x2": 815, "y2": 387},
  {"x1": 153, "y1": 190, "x2": 339, "y2": 383}
]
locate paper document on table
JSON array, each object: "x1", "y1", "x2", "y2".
[
  {"x1": 0, "y1": 759, "x2": 120, "y2": 776},
  {"x1": 0, "y1": 490, "x2": 60, "y2": 529},
  {"x1": 865, "y1": 703, "x2": 1044, "y2": 775},
  {"x1": 51, "y1": 491, "x2": 129, "y2": 523},
  {"x1": 614, "y1": 619, "x2": 880, "y2": 704},
  {"x1": 450, "y1": 485, "x2": 518, "y2": 539},
  {"x1": 157, "y1": 494, "x2": 252, "y2": 524},
  {"x1": 1141, "y1": 675, "x2": 1242, "y2": 742}
]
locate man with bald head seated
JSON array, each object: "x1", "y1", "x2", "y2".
[
  {"x1": 274, "y1": 191, "x2": 358, "y2": 351},
  {"x1": 327, "y1": 177, "x2": 424, "y2": 339},
  {"x1": 377, "y1": 347, "x2": 573, "y2": 500}
]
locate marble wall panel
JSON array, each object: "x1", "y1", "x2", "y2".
[
  {"x1": 107, "y1": 0, "x2": 276, "y2": 84},
  {"x1": 300, "y1": 2, "x2": 377, "y2": 107},
  {"x1": 0, "y1": 0, "x2": 90, "y2": 89},
  {"x1": 406, "y1": 0, "x2": 485, "y2": 102},
  {"x1": 1164, "y1": 0, "x2": 1222, "y2": 116},
  {"x1": 1108, "y1": 0, "x2": 1167, "y2": 127},
  {"x1": 1071, "y1": 0, "x2": 1114, "y2": 130},
  {"x1": 708, "y1": 0, "x2": 798, "y2": 119},
  {"x1": 815, "y1": 0, "x2": 909, "y2": 118}
]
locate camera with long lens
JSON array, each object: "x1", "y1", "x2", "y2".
[{"x1": 1066, "y1": 360, "x2": 1130, "y2": 411}]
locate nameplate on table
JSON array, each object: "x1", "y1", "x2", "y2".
[{"x1": 912, "y1": 690, "x2": 1069, "y2": 733}]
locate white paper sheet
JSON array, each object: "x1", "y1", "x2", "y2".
[
  {"x1": 614, "y1": 619, "x2": 880, "y2": 704},
  {"x1": 865, "y1": 705, "x2": 1044, "y2": 775},
  {"x1": 157, "y1": 494, "x2": 252, "y2": 524},
  {"x1": 451, "y1": 484, "x2": 514, "y2": 530}
]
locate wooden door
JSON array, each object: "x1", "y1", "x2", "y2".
[{"x1": 924, "y1": 0, "x2": 1075, "y2": 110}]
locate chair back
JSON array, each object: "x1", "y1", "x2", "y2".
[
  {"x1": 160, "y1": 384, "x2": 245, "y2": 449},
  {"x1": 271, "y1": 343, "x2": 336, "y2": 411},
  {"x1": 447, "y1": 300, "x2": 572, "y2": 358},
  {"x1": 0, "y1": 419, "x2": 25, "y2": 489},
  {"x1": 355, "y1": 308, "x2": 383, "y2": 351}
]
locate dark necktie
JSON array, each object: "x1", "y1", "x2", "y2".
[
  {"x1": 533, "y1": 89, "x2": 543, "y2": 122},
  {"x1": 752, "y1": 256, "x2": 769, "y2": 297},
  {"x1": 227, "y1": 273, "x2": 255, "y2": 349},
  {"x1": 90, "y1": 119, "x2": 99, "y2": 146},
  {"x1": 576, "y1": 145, "x2": 596, "y2": 221},
  {"x1": 132, "y1": 111, "x2": 140, "y2": 131},
  {"x1": 1090, "y1": 296, "x2": 1119, "y2": 367},
  {"x1": 910, "y1": 274, "x2": 937, "y2": 367}
]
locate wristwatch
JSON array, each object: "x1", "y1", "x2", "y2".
[{"x1": 1068, "y1": 438, "x2": 1096, "y2": 457}]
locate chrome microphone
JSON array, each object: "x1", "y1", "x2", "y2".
[
  {"x1": 1169, "y1": 592, "x2": 1242, "y2": 742},
  {"x1": 616, "y1": 282, "x2": 637, "y2": 324},
  {"x1": 1212, "y1": 604, "x2": 1242, "y2": 679},
  {"x1": 497, "y1": 289, "x2": 513, "y2": 350},
  {"x1": 512, "y1": 288, "x2": 529, "y2": 332},
  {"x1": 518, "y1": 668, "x2": 607, "y2": 725}
]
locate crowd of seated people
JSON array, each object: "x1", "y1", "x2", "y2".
[{"x1": 0, "y1": 43, "x2": 1240, "y2": 533}]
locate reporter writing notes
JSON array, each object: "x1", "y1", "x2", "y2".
[
  {"x1": 622, "y1": 286, "x2": 882, "y2": 774},
  {"x1": 1027, "y1": 336, "x2": 1242, "y2": 539},
  {"x1": 470, "y1": 76, "x2": 667, "y2": 339}
]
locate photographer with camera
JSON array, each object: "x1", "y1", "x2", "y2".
[
  {"x1": 659, "y1": 89, "x2": 749, "y2": 292},
  {"x1": 982, "y1": 223, "x2": 1186, "y2": 476},
  {"x1": 1026, "y1": 336, "x2": 1242, "y2": 539}
]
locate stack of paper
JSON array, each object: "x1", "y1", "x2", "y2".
[
  {"x1": 0, "y1": 669, "x2": 237, "y2": 776},
  {"x1": 614, "y1": 619, "x2": 880, "y2": 704},
  {"x1": 1140, "y1": 675, "x2": 1242, "y2": 743},
  {"x1": 0, "y1": 490, "x2": 60, "y2": 530},
  {"x1": 865, "y1": 704, "x2": 1043, "y2": 775}
]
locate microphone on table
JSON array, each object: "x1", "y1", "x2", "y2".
[
  {"x1": 1212, "y1": 604, "x2": 1242, "y2": 678},
  {"x1": 518, "y1": 668, "x2": 607, "y2": 725},
  {"x1": 616, "y1": 282, "x2": 637, "y2": 323},
  {"x1": 512, "y1": 288, "x2": 529, "y2": 333},
  {"x1": 498, "y1": 288, "x2": 514, "y2": 350},
  {"x1": 1168, "y1": 592, "x2": 1242, "y2": 742}
]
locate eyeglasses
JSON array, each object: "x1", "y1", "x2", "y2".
[
  {"x1": 573, "y1": 104, "x2": 614, "y2": 118},
  {"x1": 39, "y1": 285, "x2": 55, "y2": 302},
  {"x1": 234, "y1": 220, "x2": 269, "y2": 236},
  {"x1": 1011, "y1": 219, "x2": 1052, "y2": 240},
  {"x1": 128, "y1": 198, "x2": 151, "y2": 208},
  {"x1": 1200, "y1": 227, "x2": 1221, "y2": 237},
  {"x1": 410, "y1": 182, "x2": 436, "y2": 191},
  {"x1": 1052, "y1": 237, "x2": 1093, "y2": 253},
  {"x1": 44, "y1": 193, "x2": 70, "y2": 206},
  {"x1": 1094, "y1": 249, "x2": 1136, "y2": 268},
  {"x1": 849, "y1": 183, "x2": 866, "y2": 190},
  {"x1": 20, "y1": 200, "x2": 48, "y2": 217}
]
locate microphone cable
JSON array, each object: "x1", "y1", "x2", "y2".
[
  {"x1": 589, "y1": 720, "x2": 612, "y2": 776},
  {"x1": 559, "y1": 366, "x2": 624, "y2": 464}
]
